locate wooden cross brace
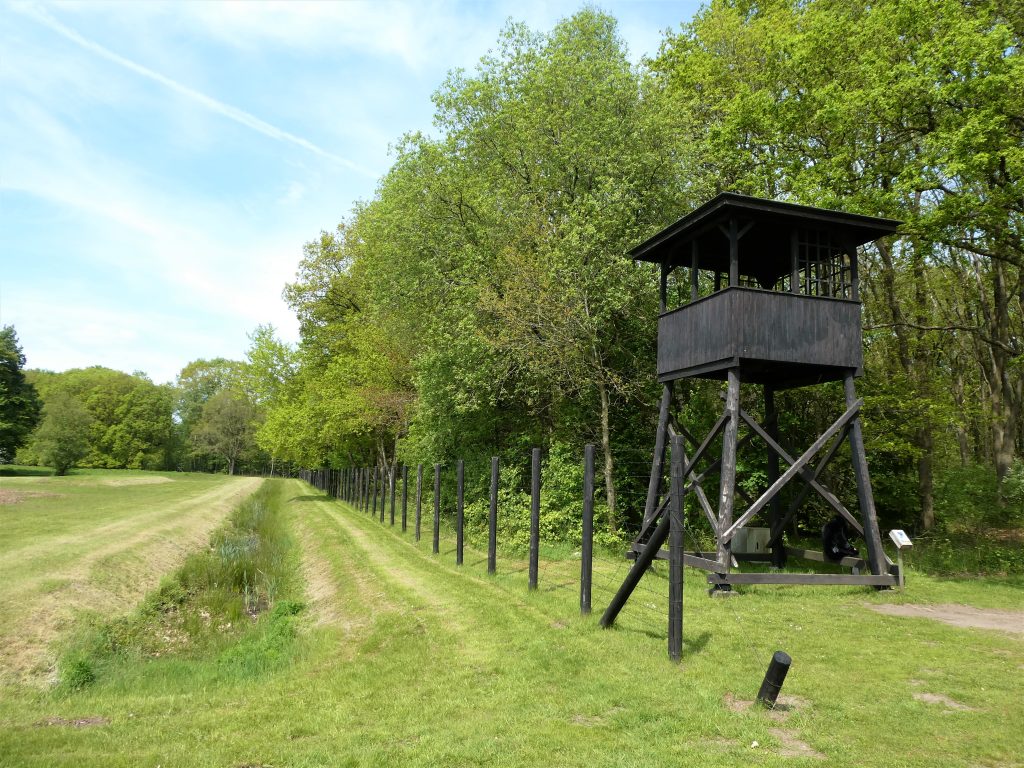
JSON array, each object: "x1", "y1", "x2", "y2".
[{"x1": 720, "y1": 398, "x2": 863, "y2": 544}]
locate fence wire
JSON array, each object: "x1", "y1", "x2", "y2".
[{"x1": 297, "y1": 456, "x2": 702, "y2": 650}]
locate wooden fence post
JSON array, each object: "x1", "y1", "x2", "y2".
[
  {"x1": 432, "y1": 463, "x2": 441, "y2": 555},
  {"x1": 415, "y1": 464, "x2": 423, "y2": 542},
  {"x1": 390, "y1": 464, "x2": 397, "y2": 526},
  {"x1": 529, "y1": 447, "x2": 540, "y2": 590},
  {"x1": 669, "y1": 435, "x2": 685, "y2": 661},
  {"x1": 488, "y1": 456, "x2": 498, "y2": 574},
  {"x1": 456, "y1": 459, "x2": 464, "y2": 565},
  {"x1": 379, "y1": 465, "x2": 385, "y2": 524},
  {"x1": 371, "y1": 466, "x2": 378, "y2": 519},
  {"x1": 401, "y1": 465, "x2": 409, "y2": 532},
  {"x1": 581, "y1": 444, "x2": 595, "y2": 615}
]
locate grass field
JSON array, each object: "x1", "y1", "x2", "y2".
[
  {"x1": 0, "y1": 468, "x2": 261, "y2": 687},
  {"x1": 0, "y1": 473, "x2": 1021, "y2": 767}
]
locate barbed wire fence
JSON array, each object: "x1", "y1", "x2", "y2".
[{"x1": 296, "y1": 444, "x2": 704, "y2": 649}]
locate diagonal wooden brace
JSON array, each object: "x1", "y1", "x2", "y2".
[
  {"x1": 737, "y1": 407, "x2": 863, "y2": 535},
  {"x1": 768, "y1": 424, "x2": 854, "y2": 547},
  {"x1": 720, "y1": 399, "x2": 862, "y2": 544}
]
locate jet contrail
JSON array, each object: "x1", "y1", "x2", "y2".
[{"x1": 15, "y1": 2, "x2": 379, "y2": 179}]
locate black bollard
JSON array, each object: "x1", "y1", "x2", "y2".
[{"x1": 756, "y1": 650, "x2": 792, "y2": 707}]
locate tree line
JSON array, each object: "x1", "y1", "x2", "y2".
[
  {"x1": 1, "y1": 325, "x2": 281, "y2": 477},
  {"x1": 2, "y1": 1, "x2": 1020, "y2": 541},
  {"x1": 259, "y1": 1, "x2": 1023, "y2": 538}
]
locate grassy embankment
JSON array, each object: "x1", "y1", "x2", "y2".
[
  {"x1": 0, "y1": 472, "x2": 1021, "y2": 767},
  {"x1": 0, "y1": 467, "x2": 261, "y2": 687}
]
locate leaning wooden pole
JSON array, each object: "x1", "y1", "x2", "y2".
[
  {"x1": 642, "y1": 384, "x2": 673, "y2": 528},
  {"x1": 600, "y1": 509, "x2": 671, "y2": 628}
]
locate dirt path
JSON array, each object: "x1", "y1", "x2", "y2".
[
  {"x1": 0, "y1": 477, "x2": 260, "y2": 686},
  {"x1": 868, "y1": 603, "x2": 1024, "y2": 635}
]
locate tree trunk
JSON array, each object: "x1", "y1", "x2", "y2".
[
  {"x1": 597, "y1": 378, "x2": 617, "y2": 533},
  {"x1": 876, "y1": 238, "x2": 937, "y2": 529},
  {"x1": 911, "y1": 241, "x2": 935, "y2": 530},
  {"x1": 990, "y1": 260, "x2": 1019, "y2": 483}
]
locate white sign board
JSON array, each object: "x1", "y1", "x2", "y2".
[{"x1": 889, "y1": 529, "x2": 913, "y2": 549}]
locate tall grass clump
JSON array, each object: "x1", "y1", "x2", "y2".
[{"x1": 56, "y1": 480, "x2": 302, "y2": 689}]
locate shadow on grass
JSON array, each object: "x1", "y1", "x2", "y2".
[
  {"x1": 681, "y1": 630, "x2": 711, "y2": 660},
  {"x1": 0, "y1": 465, "x2": 55, "y2": 477}
]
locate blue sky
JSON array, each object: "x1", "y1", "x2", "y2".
[{"x1": 1, "y1": 0, "x2": 702, "y2": 385}]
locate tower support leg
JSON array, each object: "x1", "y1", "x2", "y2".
[
  {"x1": 844, "y1": 373, "x2": 886, "y2": 578},
  {"x1": 764, "y1": 385, "x2": 786, "y2": 568},
  {"x1": 643, "y1": 383, "x2": 673, "y2": 528},
  {"x1": 716, "y1": 369, "x2": 741, "y2": 576}
]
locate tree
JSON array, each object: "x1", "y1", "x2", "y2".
[
  {"x1": 0, "y1": 325, "x2": 42, "y2": 462},
  {"x1": 651, "y1": 0, "x2": 1022, "y2": 528},
  {"x1": 30, "y1": 391, "x2": 92, "y2": 475},
  {"x1": 191, "y1": 389, "x2": 258, "y2": 475}
]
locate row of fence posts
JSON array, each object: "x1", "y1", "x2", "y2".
[{"x1": 299, "y1": 445, "x2": 598, "y2": 615}]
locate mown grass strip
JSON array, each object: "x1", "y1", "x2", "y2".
[
  {"x1": 0, "y1": 481, "x2": 1020, "y2": 768},
  {"x1": 55, "y1": 479, "x2": 303, "y2": 691}
]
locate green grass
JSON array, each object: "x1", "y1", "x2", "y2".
[
  {"x1": 0, "y1": 467, "x2": 262, "y2": 685},
  {"x1": 53, "y1": 480, "x2": 303, "y2": 692},
  {"x1": 0, "y1": 478, "x2": 1021, "y2": 767}
]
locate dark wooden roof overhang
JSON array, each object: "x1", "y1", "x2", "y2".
[{"x1": 630, "y1": 192, "x2": 902, "y2": 288}]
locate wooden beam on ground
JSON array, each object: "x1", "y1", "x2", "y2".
[
  {"x1": 707, "y1": 572, "x2": 897, "y2": 587},
  {"x1": 785, "y1": 546, "x2": 865, "y2": 570}
]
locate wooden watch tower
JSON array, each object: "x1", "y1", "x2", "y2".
[{"x1": 601, "y1": 194, "x2": 901, "y2": 642}]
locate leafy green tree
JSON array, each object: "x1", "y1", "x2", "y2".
[
  {"x1": 175, "y1": 358, "x2": 246, "y2": 471},
  {"x1": 652, "y1": 0, "x2": 1022, "y2": 528},
  {"x1": 17, "y1": 367, "x2": 177, "y2": 470},
  {"x1": 192, "y1": 389, "x2": 258, "y2": 475},
  {"x1": 175, "y1": 358, "x2": 245, "y2": 431},
  {"x1": 29, "y1": 390, "x2": 92, "y2": 475},
  {"x1": 0, "y1": 325, "x2": 42, "y2": 462}
]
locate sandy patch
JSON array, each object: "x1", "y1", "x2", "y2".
[
  {"x1": 101, "y1": 476, "x2": 173, "y2": 487},
  {"x1": 724, "y1": 693, "x2": 810, "y2": 720},
  {"x1": 0, "y1": 489, "x2": 61, "y2": 504},
  {"x1": 35, "y1": 716, "x2": 110, "y2": 728},
  {"x1": 913, "y1": 692, "x2": 977, "y2": 711},
  {"x1": 769, "y1": 728, "x2": 826, "y2": 759},
  {"x1": 868, "y1": 603, "x2": 1024, "y2": 635}
]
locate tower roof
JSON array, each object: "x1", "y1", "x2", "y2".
[{"x1": 630, "y1": 193, "x2": 901, "y2": 286}]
